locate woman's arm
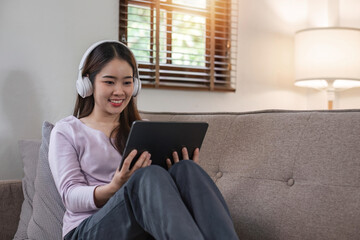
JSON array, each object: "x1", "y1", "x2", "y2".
[
  {"x1": 49, "y1": 123, "x2": 152, "y2": 210},
  {"x1": 49, "y1": 125, "x2": 99, "y2": 212}
]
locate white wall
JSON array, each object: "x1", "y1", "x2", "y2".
[
  {"x1": 1, "y1": 0, "x2": 359, "y2": 180},
  {"x1": 0, "y1": 0, "x2": 119, "y2": 180}
]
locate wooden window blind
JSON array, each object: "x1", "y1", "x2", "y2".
[{"x1": 119, "y1": 0, "x2": 237, "y2": 91}]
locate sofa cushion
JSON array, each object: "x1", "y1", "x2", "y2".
[
  {"x1": 27, "y1": 121, "x2": 65, "y2": 239},
  {"x1": 0, "y1": 180, "x2": 24, "y2": 240},
  {"x1": 13, "y1": 140, "x2": 41, "y2": 240}
]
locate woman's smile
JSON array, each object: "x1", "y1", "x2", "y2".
[{"x1": 109, "y1": 99, "x2": 124, "y2": 107}]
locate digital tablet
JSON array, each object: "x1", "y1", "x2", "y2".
[{"x1": 119, "y1": 121, "x2": 209, "y2": 170}]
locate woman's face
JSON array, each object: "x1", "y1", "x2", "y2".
[{"x1": 92, "y1": 58, "x2": 134, "y2": 119}]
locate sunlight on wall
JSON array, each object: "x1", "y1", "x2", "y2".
[
  {"x1": 307, "y1": 0, "x2": 332, "y2": 27},
  {"x1": 265, "y1": 0, "x2": 308, "y2": 25}
]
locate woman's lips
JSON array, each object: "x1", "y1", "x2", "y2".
[{"x1": 109, "y1": 99, "x2": 123, "y2": 107}]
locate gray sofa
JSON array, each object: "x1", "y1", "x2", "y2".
[{"x1": 1, "y1": 110, "x2": 360, "y2": 240}]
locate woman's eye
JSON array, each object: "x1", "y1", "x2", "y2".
[
  {"x1": 104, "y1": 81, "x2": 114, "y2": 85},
  {"x1": 124, "y1": 81, "x2": 133, "y2": 85}
]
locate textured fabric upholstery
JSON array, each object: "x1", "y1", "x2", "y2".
[
  {"x1": 140, "y1": 110, "x2": 360, "y2": 240},
  {"x1": 0, "y1": 180, "x2": 23, "y2": 240},
  {"x1": 13, "y1": 140, "x2": 41, "y2": 240},
  {"x1": 5, "y1": 110, "x2": 360, "y2": 240},
  {"x1": 26, "y1": 121, "x2": 65, "y2": 240}
]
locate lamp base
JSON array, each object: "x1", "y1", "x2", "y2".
[
  {"x1": 328, "y1": 100, "x2": 333, "y2": 110},
  {"x1": 327, "y1": 88, "x2": 335, "y2": 110}
]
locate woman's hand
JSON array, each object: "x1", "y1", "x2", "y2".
[
  {"x1": 94, "y1": 150, "x2": 151, "y2": 207},
  {"x1": 112, "y1": 150, "x2": 152, "y2": 189},
  {"x1": 166, "y1": 147, "x2": 200, "y2": 169}
]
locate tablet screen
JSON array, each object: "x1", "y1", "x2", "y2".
[{"x1": 119, "y1": 121, "x2": 208, "y2": 170}]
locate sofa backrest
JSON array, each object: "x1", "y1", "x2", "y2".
[{"x1": 140, "y1": 110, "x2": 360, "y2": 240}]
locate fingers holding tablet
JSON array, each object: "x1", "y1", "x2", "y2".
[
  {"x1": 181, "y1": 147, "x2": 200, "y2": 163},
  {"x1": 120, "y1": 149, "x2": 138, "y2": 171},
  {"x1": 192, "y1": 148, "x2": 200, "y2": 164},
  {"x1": 120, "y1": 150, "x2": 152, "y2": 172},
  {"x1": 132, "y1": 151, "x2": 152, "y2": 171},
  {"x1": 166, "y1": 151, "x2": 179, "y2": 169},
  {"x1": 166, "y1": 147, "x2": 200, "y2": 169},
  {"x1": 113, "y1": 150, "x2": 152, "y2": 189},
  {"x1": 181, "y1": 147, "x2": 189, "y2": 160}
]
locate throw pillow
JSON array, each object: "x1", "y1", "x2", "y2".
[
  {"x1": 27, "y1": 121, "x2": 65, "y2": 240},
  {"x1": 13, "y1": 139, "x2": 41, "y2": 240}
]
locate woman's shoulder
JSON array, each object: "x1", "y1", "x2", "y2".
[
  {"x1": 54, "y1": 115, "x2": 77, "y2": 125},
  {"x1": 53, "y1": 115, "x2": 81, "y2": 133}
]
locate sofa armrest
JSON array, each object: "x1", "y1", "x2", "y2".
[{"x1": 0, "y1": 180, "x2": 23, "y2": 240}]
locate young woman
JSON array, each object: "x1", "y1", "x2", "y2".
[{"x1": 49, "y1": 40, "x2": 239, "y2": 240}]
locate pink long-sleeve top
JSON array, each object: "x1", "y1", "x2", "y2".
[{"x1": 48, "y1": 115, "x2": 122, "y2": 237}]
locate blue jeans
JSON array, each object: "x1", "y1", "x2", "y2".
[{"x1": 64, "y1": 160, "x2": 239, "y2": 240}]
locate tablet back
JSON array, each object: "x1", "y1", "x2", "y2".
[{"x1": 120, "y1": 121, "x2": 209, "y2": 169}]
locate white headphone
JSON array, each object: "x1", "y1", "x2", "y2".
[{"x1": 76, "y1": 40, "x2": 141, "y2": 98}]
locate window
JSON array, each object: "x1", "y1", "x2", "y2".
[{"x1": 119, "y1": 0, "x2": 237, "y2": 91}]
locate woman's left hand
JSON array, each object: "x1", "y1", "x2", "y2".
[{"x1": 166, "y1": 147, "x2": 200, "y2": 169}]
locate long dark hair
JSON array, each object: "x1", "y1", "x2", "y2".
[{"x1": 73, "y1": 42, "x2": 141, "y2": 154}]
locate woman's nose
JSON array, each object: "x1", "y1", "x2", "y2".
[{"x1": 113, "y1": 83, "x2": 124, "y2": 95}]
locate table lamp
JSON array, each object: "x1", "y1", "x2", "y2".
[{"x1": 294, "y1": 27, "x2": 360, "y2": 109}]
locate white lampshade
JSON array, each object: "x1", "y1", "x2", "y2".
[{"x1": 295, "y1": 27, "x2": 360, "y2": 89}]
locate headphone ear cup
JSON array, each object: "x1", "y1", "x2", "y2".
[
  {"x1": 76, "y1": 76, "x2": 93, "y2": 98},
  {"x1": 132, "y1": 77, "x2": 141, "y2": 97}
]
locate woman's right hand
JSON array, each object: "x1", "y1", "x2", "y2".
[
  {"x1": 111, "y1": 150, "x2": 152, "y2": 190},
  {"x1": 94, "y1": 150, "x2": 151, "y2": 207}
]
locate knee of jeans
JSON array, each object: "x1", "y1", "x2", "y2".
[
  {"x1": 133, "y1": 165, "x2": 170, "y2": 183},
  {"x1": 170, "y1": 160, "x2": 198, "y2": 174}
]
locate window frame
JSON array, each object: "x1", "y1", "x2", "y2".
[{"x1": 119, "y1": 0, "x2": 236, "y2": 92}]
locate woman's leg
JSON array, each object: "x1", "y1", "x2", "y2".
[
  {"x1": 169, "y1": 160, "x2": 239, "y2": 240},
  {"x1": 65, "y1": 165, "x2": 204, "y2": 240}
]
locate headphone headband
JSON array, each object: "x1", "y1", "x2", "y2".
[
  {"x1": 76, "y1": 40, "x2": 141, "y2": 98},
  {"x1": 78, "y1": 40, "x2": 121, "y2": 72}
]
